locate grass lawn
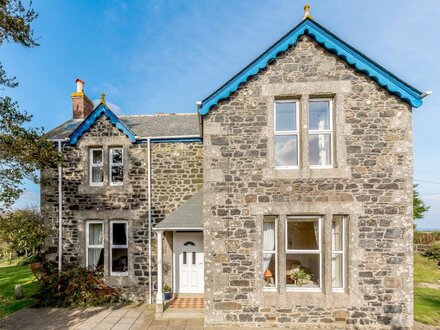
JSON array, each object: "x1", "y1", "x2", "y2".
[
  {"x1": 0, "y1": 264, "x2": 39, "y2": 318},
  {"x1": 414, "y1": 254, "x2": 440, "y2": 325}
]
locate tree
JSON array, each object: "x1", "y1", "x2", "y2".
[
  {"x1": 413, "y1": 184, "x2": 430, "y2": 221},
  {"x1": 0, "y1": 208, "x2": 47, "y2": 260},
  {"x1": 0, "y1": 1, "x2": 61, "y2": 209}
]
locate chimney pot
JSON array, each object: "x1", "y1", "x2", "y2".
[
  {"x1": 76, "y1": 78, "x2": 85, "y2": 93},
  {"x1": 71, "y1": 78, "x2": 94, "y2": 119}
]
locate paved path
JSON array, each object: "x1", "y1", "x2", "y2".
[
  {"x1": 0, "y1": 304, "x2": 438, "y2": 329},
  {"x1": 0, "y1": 303, "x2": 203, "y2": 330}
]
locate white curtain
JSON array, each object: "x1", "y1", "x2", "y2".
[
  {"x1": 89, "y1": 224, "x2": 103, "y2": 268},
  {"x1": 313, "y1": 222, "x2": 319, "y2": 247},
  {"x1": 262, "y1": 222, "x2": 275, "y2": 272}
]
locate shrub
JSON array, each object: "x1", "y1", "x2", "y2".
[
  {"x1": 414, "y1": 231, "x2": 440, "y2": 245},
  {"x1": 34, "y1": 261, "x2": 121, "y2": 308},
  {"x1": 423, "y1": 242, "x2": 440, "y2": 266}
]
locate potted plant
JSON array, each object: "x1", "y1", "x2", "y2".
[
  {"x1": 163, "y1": 284, "x2": 172, "y2": 300},
  {"x1": 290, "y1": 269, "x2": 311, "y2": 287}
]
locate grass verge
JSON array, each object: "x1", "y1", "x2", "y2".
[
  {"x1": 414, "y1": 253, "x2": 440, "y2": 325},
  {"x1": 0, "y1": 264, "x2": 39, "y2": 318}
]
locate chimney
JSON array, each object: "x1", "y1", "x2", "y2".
[{"x1": 71, "y1": 78, "x2": 94, "y2": 119}]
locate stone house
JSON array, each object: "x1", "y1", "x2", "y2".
[{"x1": 42, "y1": 10, "x2": 427, "y2": 329}]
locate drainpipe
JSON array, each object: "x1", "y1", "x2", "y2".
[
  {"x1": 57, "y1": 140, "x2": 63, "y2": 277},
  {"x1": 147, "y1": 138, "x2": 152, "y2": 304}
]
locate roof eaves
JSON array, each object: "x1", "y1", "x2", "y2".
[{"x1": 199, "y1": 18, "x2": 423, "y2": 115}]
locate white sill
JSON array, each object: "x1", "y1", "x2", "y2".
[
  {"x1": 263, "y1": 287, "x2": 277, "y2": 292},
  {"x1": 332, "y1": 288, "x2": 345, "y2": 293},
  {"x1": 287, "y1": 286, "x2": 321, "y2": 292},
  {"x1": 274, "y1": 166, "x2": 299, "y2": 170},
  {"x1": 90, "y1": 183, "x2": 104, "y2": 187},
  {"x1": 110, "y1": 272, "x2": 128, "y2": 277},
  {"x1": 110, "y1": 182, "x2": 124, "y2": 186},
  {"x1": 310, "y1": 165, "x2": 333, "y2": 169}
]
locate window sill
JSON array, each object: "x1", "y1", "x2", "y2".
[
  {"x1": 263, "y1": 287, "x2": 278, "y2": 293},
  {"x1": 110, "y1": 272, "x2": 128, "y2": 277},
  {"x1": 286, "y1": 287, "x2": 321, "y2": 293},
  {"x1": 274, "y1": 166, "x2": 299, "y2": 170},
  {"x1": 309, "y1": 165, "x2": 333, "y2": 169},
  {"x1": 79, "y1": 184, "x2": 133, "y2": 194}
]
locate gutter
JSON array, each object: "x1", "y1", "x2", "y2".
[{"x1": 135, "y1": 134, "x2": 201, "y2": 140}]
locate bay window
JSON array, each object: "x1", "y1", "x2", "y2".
[
  {"x1": 262, "y1": 216, "x2": 277, "y2": 289},
  {"x1": 274, "y1": 101, "x2": 299, "y2": 168},
  {"x1": 286, "y1": 217, "x2": 321, "y2": 290},
  {"x1": 308, "y1": 100, "x2": 333, "y2": 167},
  {"x1": 90, "y1": 148, "x2": 104, "y2": 186},
  {"x1": 86, "y1": 221, "x2": 104, "y2": 270}
]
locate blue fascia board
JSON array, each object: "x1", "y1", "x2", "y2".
[
  {"x1": 69, "y1": 103, "x2": 136, "y2": 145},
  {"x1": 199, "y1": 18, "x2": 423, "y2": 115}
]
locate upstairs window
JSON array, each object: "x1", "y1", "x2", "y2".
[
  {"x1": 90, "y1": 148, "x2": 104, "y2": 186},
  {"x1": 274, "y1": 101, "x2": 299, "y2": 168},
  {"x1": 309, "y1": 100, "x2": 333, "y2": 168},
  {"x1": 109, "y1": 147, "x2": 124, "y2": 185}
]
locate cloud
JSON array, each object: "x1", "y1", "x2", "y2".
[
  {"x1": 12, "y1": 190, "x2": 40, "y2": 210},
  {"x1": 92, "y1": 100, "x2": 122, "y2": 115}
]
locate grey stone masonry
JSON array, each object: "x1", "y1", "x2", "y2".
[
  {"x1": 203, "y1": 36, "x2": 413, "y2": 329},
  {"x1": 41, "y1": 114, "x2": 203, "y2": 300}
]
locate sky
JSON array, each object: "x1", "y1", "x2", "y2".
[{"x1": 2, "y1": 0, "x2": 440, "y2": 230}]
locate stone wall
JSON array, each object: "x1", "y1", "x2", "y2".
[
  {"x1": 41, "y1": 114, "x2": 203, "y2": 300},
  {"x1": 203, "y1": 36, "x2": 413, "y2": 328}
]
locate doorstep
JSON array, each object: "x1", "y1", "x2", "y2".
[{"x1": 156, "y1": 297, "x2": 205, "y2": 319}]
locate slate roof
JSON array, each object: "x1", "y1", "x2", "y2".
[
  {"x1": 199, "y1": 18, "x2": 425, "y2": 115},
  {"x1": 154, "y1": 190, "x2": 203, "y2": 230},
  {"x1": 46, "y1": 113, "x2": 201, "y2": 140}
]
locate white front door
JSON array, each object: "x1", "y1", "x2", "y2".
[{"x1": 176, "y1": 232, "x2": 204, "y2": 293}]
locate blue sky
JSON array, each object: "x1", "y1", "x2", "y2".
[{"x1": 3, "y1": 0, "x2": 440, "y2": 229}]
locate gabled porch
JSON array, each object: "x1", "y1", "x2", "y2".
[{"x1": 153, "y1": 190, "x2": 205, "y2": 317}]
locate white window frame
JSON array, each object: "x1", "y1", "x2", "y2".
[
  {"x1": 285, "y1": 216, "x2": 322, "y2": 292},
  {"x1": 308, "y1": 99, "x2": 333, "y2": 169},
  {"x1": 109, "y1": 147, "x2": 124, "y2": 186},
  {"x1": 85, "y1": 220, "x2": 104, "y2": 269},
  {"x1": 89, "y1": 148, "x2": 104, "y2": 186},
  {"x1": 110, "y1": 220, "x2": 129, "y2": 276},
  {"x1": 332, "y1": 216, "x2": 346, "y2": 292},
  {"x1": 262, "y1": 217, "x2": 278, "y2": 291},
  {"x1": 274, "y1": 100, "x2": 300, "y2": 169}
]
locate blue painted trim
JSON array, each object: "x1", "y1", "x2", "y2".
[
  {"x1": 69, "y1": 103, "x2": 136, "y2": 145},
  {"x1": 136, "y1": 138, "x2": 203, "y2": 144},
  {"x1": 199, "y1": 18, "x2": 423, "y2": 115}
]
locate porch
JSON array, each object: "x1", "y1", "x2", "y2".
[{"x1": 153, "y1": 190, "x2": 205, "y2": 317}]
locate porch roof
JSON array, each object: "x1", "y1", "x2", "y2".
[{"x1": 154, "y1": 190, "x2": 203, "y2": 231}]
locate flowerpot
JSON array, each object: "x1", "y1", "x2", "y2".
[{"x1": 164, "y1": 292, "x2": 172, "y2": 300}]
